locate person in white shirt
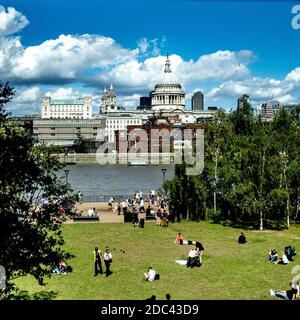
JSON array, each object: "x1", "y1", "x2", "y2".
[
  {"x1": 121, "y1": 200, "x2": 127, "y2": 215},
  {"x1": 277, "y1": 251, "x2": 289, "y2": 264},
  {"x1": 103, "y1": 249, "x2": 113, "y2": 277},
  {"x1": 87, "y1": 208, "x2": 94, "y2": 217},
  {"x1": 144, "y1": 267, "x2": 156, "y2": 282}
]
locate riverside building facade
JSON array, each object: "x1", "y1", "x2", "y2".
[{"x1": 41, "y1": 96, "x2": 92, "y2": 119}]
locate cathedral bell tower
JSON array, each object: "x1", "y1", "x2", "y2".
[{"x1": 100, "y1": 84, "x2": 117, "y2": 114}]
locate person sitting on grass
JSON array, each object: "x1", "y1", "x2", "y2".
[
  {"x1": 175, "y1": 233, "x2": 184, "y2": 245},
  {"x1": 186, "y1": 249, "x2": 201, "y2": 268},
  {"x1": 53, "y1": 261, "x2": 68, "y2": 275},
  {"x1": 267, "y1": 249, "x2": 279, "y2": 263},
  {"x1": 270, "y1": 282, "x2": 299, "y2": 300},
  {"x1": 144, "y1": 267, "x2": 157, "y2": 282},
  {"x1": 277, "y1": 251, "x2": 289, "y2": 265},
  {"x1": 238, "y1": 232, "x2": 247, "y2": 244}
]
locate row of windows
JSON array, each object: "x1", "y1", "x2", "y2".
[
  {"x1": 49, "y1": 133, "x2": 98, "y2": 137},
  {"x1": 44, "y1": 106, "x2": 89, "y2": 112},
  {"x1": 106, "y1": 119, "x2": 140, "y2": 125},
  {"x1": 46, "y1": 127, "x2": 99, "y2": 131}
]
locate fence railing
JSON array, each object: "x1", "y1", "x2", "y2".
[{"x1": 80, "y1": 190, "x2": 152, "y2": 203}]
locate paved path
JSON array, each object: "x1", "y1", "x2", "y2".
[{"x1": 66, "y1": 202, "x2": 160, "y2": 224}]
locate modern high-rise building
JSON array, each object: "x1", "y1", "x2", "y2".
[
  {"x1": 261, "y1": 100, "x2": 280, "y2": 119},
  {"x1": 191, "y1": 91, "x2": 204, "y2": 110},
  {"x1": 137, "y1": 96, "x2": 152, "y2": 110}
]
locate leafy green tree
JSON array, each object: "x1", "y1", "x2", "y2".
[
  {"x1": 165, "y1": 97, "x2": 299, "y2": 230},
  {"x1": 0, "y1": 82, "x2": 77, "y2": 298},
  {"x1": 73, "y1": 133, "x2": 88, "y2": 153}
]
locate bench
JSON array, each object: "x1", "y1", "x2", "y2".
[
  {"x1": 146, "y1": 215, "x2": 156, "y2": 220},
  {"x1": 73, "y1": 215, "x2": 99, "y2": 221}
]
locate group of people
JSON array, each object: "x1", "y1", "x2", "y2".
[
  {"x1": 94, "y1": 247, "x2": 113, "y2": 277},
  {"x1": 174, "y1": 233, "x2": 205, "y2": 268},
  {"x1": 267, "y1": 246, "x2": 296, "y2": 264},
  {"x1": 53, "y1": 261, "x2": 72, "y2": 275},
  {"x1": 155, "y1": 208, "x2": 169, "y2": 227}
]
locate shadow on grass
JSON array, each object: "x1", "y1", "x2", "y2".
[{"x1": 11, "y1": 290, "x2": 58, "y2": 300}]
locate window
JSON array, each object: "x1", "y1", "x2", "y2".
[
  {"x1": 93, "y1": 133, "x2": 97, "y2": 136},
  {"x1": 51, "y1": 127, "x2": 55, "y2": 130},
  {"x1": 93, "y1": 127, "x2": 98, "y2": 130},
  {"x1": 51, "y1": 133, "x2": 55, "y2": 136},
  {"x1": 76, "y1": 127, "x2": 80, "y2": 130}
]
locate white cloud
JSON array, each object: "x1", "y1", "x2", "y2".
[
  {"x1": 45, "y1": 87, "x2": 85, "y2": 99},
  {"x1": 207, "y1": 74, "x2": 300, "y2": 105},
  {"x1": 118, "y1": 93, "x2": 141, "y2": 108},
  {"x1": 178, "y1": 50, "x2": 253, "y2": 84},
  {"x1": 97, "y1": 51, "x2": 254, "y2": 91},
  {"x1": 137, "y1": 37, "x2": 166, "y2": 56},
  {"x1": 4, "y1": 34, "x2": 138, "y2": 82},
  {"x1": 14, "y1": 86, "x2": 41, "y2": 103},
  {"x1": 285, "y1": 67, "x2": 300, "y2": 82},
  {"x1": 0, "y1": 5, "x2": 29, "y2": 37},
  {"x1": 276, "y1": 94, "x2": 295, "y2": 104}
]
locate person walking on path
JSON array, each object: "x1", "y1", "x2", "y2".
[
  {"x1": 93, "y1": 247, "x2": 103, "y2": 276},
  {"x1": 117, "y1": 203, "x2": 121, "y2": 215},
  {"x1": 103, "y1": 248, "x2": 113, "y2": 277}
]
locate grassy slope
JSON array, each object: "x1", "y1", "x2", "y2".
[{"x1": 14, "y1": 221, "x2": 300, "y2": 300}]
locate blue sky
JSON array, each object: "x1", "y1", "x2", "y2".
[{"x1": 1, "y1": 0, "x2": 300, "y2": 115}]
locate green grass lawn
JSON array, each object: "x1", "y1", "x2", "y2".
[{"x1": 13, "y1": 221, "x2": 300, "y2": 300}]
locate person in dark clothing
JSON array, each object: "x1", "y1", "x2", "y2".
[
  {"x1": 238, "y1": 232, "x2": 247, "y2": 244},
  {"x1": 117, "y1": 203, "x2": 121, "y2": 215},
  {"x1": 133, "y1": 208, "x2": 139, "y2": 227},
  {"x1": 146, "y1": 205, "x2": 152, "y2": 216},
  {"x1": 166, "y1": 293, "x2": 171, "y2": 300},
  {"x1": 93, "y1": 247, "x2": 103, "y2": 276},
  {"x1": 194, "y1": 241, "x2": 204, "y2": 264},
  {"x1": 270, "y1": 282, "x2": 299, "y2": 300}
]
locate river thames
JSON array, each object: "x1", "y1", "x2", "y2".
[{"x1": 60, "y1": 164, "x2": 174, "y2": 199}]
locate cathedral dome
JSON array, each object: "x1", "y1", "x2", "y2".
[{"x1": 151, "y1": 55, "x2": 185, "y2": 111}]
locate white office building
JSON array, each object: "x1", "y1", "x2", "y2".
[
  {"x1": 105, "y1": 114, "x2": 144, "y2": 143},
  {"x1": 41, "y1": 96, "x2": 92, "y2": 119}
]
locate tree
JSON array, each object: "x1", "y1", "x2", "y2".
[
  {"x1": 0, "y1": 82, "x2": 77, "y2": 298},
  {"x1": 73, "y1": 133, "x2": 88, "y2": 153},
  {"x1": 165, "y1": 100, "x2": 299, "y2": 230}
]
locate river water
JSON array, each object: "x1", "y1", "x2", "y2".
[{"x1": 60, "y1": 164, "x2": 174, "y2": 201}]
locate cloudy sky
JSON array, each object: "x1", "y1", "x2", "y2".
[{"x1": 1, "y1": 0, "x2": 300, "y2": 115}]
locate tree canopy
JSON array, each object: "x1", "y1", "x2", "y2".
[
  {"x1": 0, "y1": 82, "x2": 78, "y2": 298},
  {"x1": 164, "y1": 99, "x2": 300, "y2": 230}
]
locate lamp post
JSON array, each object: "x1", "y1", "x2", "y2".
[
  {"x1": 161, "y1": 168, "x2": 167, "y2": 185},
  {"x1": 64, "y1": 169, "x2": 70, "y2": 184},
  {"x1": 64, "y1": 148, "x2": 69, "y2": 165}
]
